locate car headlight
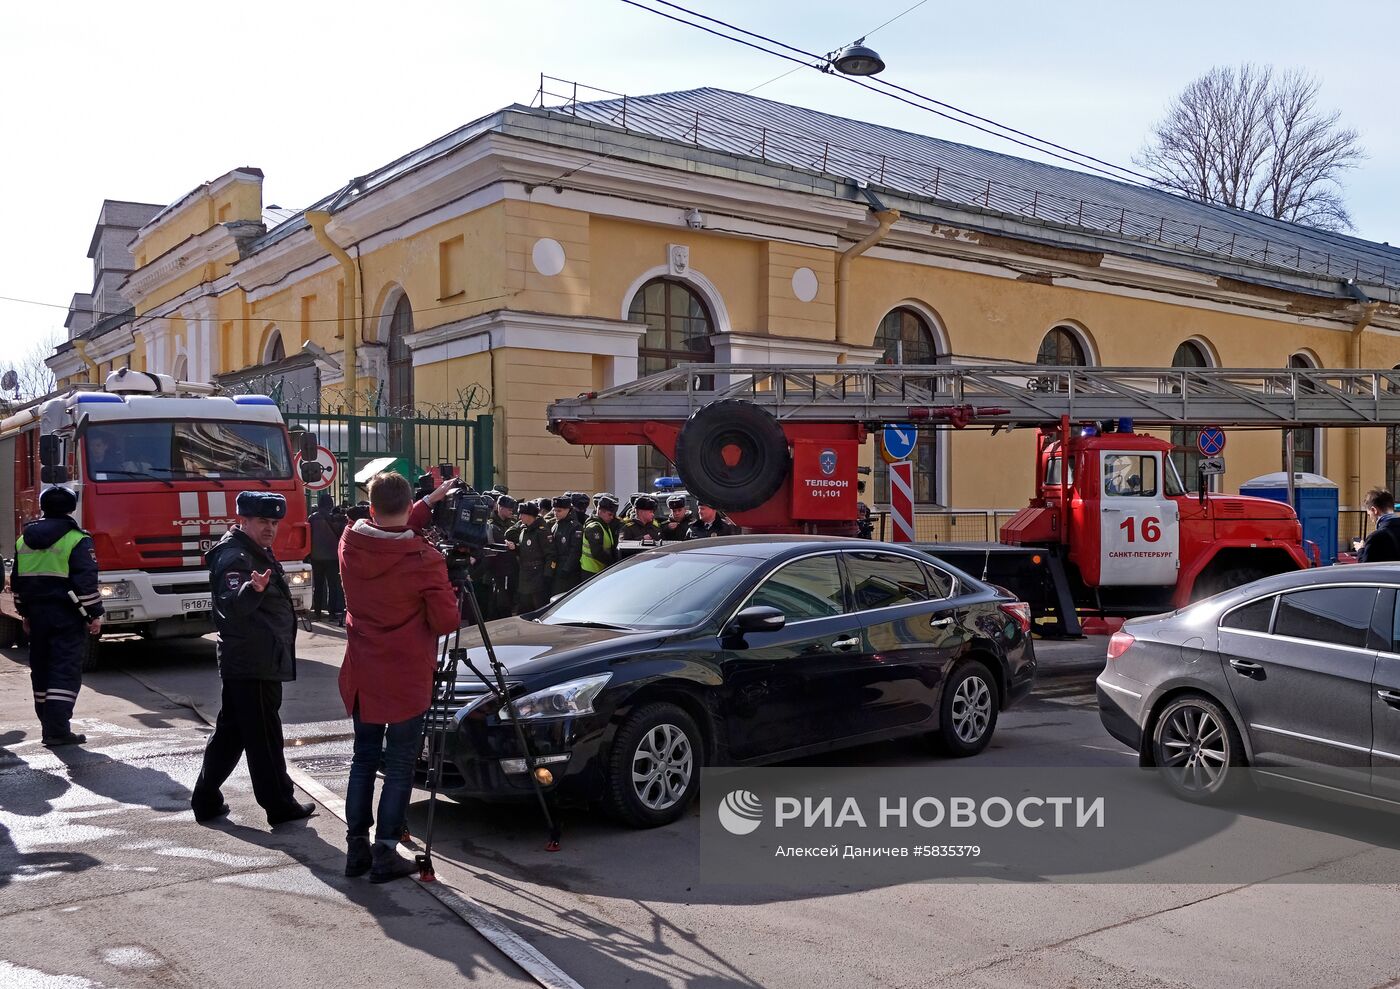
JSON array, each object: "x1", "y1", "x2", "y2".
[
  {"x1": 500, "y1": 673, "x2": 612, "y2": 720},
  {"x1": 99, "y1": 581, "x2": 132, "y2": 600},
  {"x1": 288, "y1": 571, "x2": 310, "y2": 587}
]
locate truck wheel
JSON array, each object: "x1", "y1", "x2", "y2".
[
  {"x1": 81, "y1": 635, "x2": 102, "y2": 673},
  {"x1": 0, "y1": 614, "x2": 21, "y2": 649},
  {"x1": 1193, "y1": 567, "x2": 1267, "y2": 601},
  {"x1": 673, "y1": 400, "x2": 789, "y2": 512}
]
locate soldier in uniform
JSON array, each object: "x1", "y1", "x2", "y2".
[
  {"x1": 620, "y1": 495, "x2": 664, "y2": 543},
  {"x1": 486, "y1": 494, "x2": 518, "y2": 619},
  {"x1": 506, "y1": 501, "x2": 551, "y2": 613},
  {"x1": 191, "y1": 491, "x2": 315, "y2": 828},
  {"x1": 687, "y1": 503, "x2": 741, "y2": 539},
  {"x1": 659, "y1": 494, "x2": 692, "y2": 541},
  {"x1": 570, "y1": 491, "x2": 592, "y2": 520},
  {"x1": 12, "y1": 486, "x2": 103, "y2": 747},
  {"x1": 546, "y1": 494, "x2": 584, "y2": 595},
  {"x1": 580, "y1": 493, "x2": 622, "y2": 578}
]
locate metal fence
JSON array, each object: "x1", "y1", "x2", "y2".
[{"x1": 281, "y1": 407, "x2": 492, "y2": 509}]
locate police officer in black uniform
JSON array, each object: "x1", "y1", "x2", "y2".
[
  {"x1": 687, "y1": 503, "x2": 741, "y2": 539},
  {"x1": 660, "y1": 494, "x2": 692, "y2": 541},
  {"x1": 191, "y1": 492, "x2": 315, "y2": 827},
  {"x1": 546, "y1": 494, "x2": 584, "y2": 595},
  {"x1": 12, "y1": 486, "x2": 103, "y2": 747},
  {"x1": 487, "y1": 494, "x2": 518, "y2": 619},
  {"x1": 621, "y1": 495, "x2": 664, "y2": 542},
  {"x1": 505, "y1": 500, "x2": 550, "y2": 613}
]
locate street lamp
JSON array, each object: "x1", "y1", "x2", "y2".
[{"x1": 829, "y1": 39, "x2": 885, "y2": 76}]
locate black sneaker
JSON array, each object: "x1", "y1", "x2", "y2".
[
  {"x1": 41, "y1": 732, "x2": 86, "y2": 748},
  {"x1": 369, "y1": 842, "x2": 419, "y2": 884},
  {"x1": 345, "y1": 836, "x2": 372, "y2": 877}
]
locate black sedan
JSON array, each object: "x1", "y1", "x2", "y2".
[{"x1": 424, "y1": 536, "x2": 1037, "y2": 827}]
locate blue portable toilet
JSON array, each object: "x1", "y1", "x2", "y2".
[{"x1": 1240, "y1": 472, "x2": 1339, "y2": 564}]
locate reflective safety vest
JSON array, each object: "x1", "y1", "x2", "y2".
[
  {"x1": 16, "y1": 529, "x2": 86, "y2": 579},
  {"x1": 580, "y1": 519, "x2": 616, "y2": 574}
]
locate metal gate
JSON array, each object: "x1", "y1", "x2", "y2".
[{"x1": 280, "y1": 406, "x2": 493, "y2": 508}]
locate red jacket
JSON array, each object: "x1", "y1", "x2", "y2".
[{"x1": 338, "y1": 519, "x2": 461, "y2": 723}]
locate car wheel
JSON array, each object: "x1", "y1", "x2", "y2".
[
  {"x1": 1150, "y1": 694, "x2": 1246, "y2": 803},
  {"x1": 605, "y1": 702, "x2": 702, "y2": 828},
  {"x1": 931, "y1": 660, "x2": 1000, "y2": 757}
]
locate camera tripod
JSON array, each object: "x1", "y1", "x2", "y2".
[{"x1": 416, "y1": 559, "x2": 561, "y2": 883}]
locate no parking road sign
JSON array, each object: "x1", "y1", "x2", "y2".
[{"x1": 1197, "y1": 427, "x2": 1226, "y2": 457}]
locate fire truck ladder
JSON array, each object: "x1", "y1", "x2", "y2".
[{"x1": 547, "y1": 364, "x2": 1400, "y2": 429}]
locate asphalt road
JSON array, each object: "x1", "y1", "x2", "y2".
[{"x1": 5, "y1": 630, "x2": 1400, "y2": 989}]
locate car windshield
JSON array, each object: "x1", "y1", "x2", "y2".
[
  {"x1": 85, "y1": 420, "x2": 293, "y2": 481},
  {"x1": 540, "y1": 551, "x2": 759, "y2": 630}
]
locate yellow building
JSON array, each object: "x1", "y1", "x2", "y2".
[{"x1": 58, "y1": 85, "x2": 1400, "y2": 521}]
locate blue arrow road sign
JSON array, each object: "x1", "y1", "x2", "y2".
[
  {"x1": 882, "y1": 423, "x2": 918, "y2": 462},
  {"x1": 1197, "y1": 427, "x2": 1226, "y2": 457}
]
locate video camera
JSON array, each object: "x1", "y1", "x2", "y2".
[{"x1": 429, "y1": 464, "x2": 498, "y2": 584}]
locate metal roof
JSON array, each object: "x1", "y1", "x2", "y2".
[{"x1": 549, "y1": 86, "x2": 1400, "y2": 300}]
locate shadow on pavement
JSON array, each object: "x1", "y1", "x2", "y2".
[{"x1": 0, "y1": 729, "x2": 100, "y2": 890}]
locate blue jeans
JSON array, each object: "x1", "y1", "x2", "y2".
[{"x1": 346, "y1": 710, "x2": 424, "y2": 844}]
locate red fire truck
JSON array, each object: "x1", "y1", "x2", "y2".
[
  {"x1": 547, "y1": 363, "x2": 1400, "y2": 634},
  {"x1": 0, "y1": 369, "x2": 315, "y2": 665}
]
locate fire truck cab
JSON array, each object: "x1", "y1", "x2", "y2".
[{"x1": 0, "y1": 370, "x2": 312, "y2": 661}]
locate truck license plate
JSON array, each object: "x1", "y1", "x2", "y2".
[{"x1": 182, "y1": 598, "x2": 211, "y2": 613}]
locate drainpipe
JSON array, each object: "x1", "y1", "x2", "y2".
[
  {"x1": 306, "y1": 210, "x2": 359, "y2": 414},
  {"x1": 1348, "y1": 299, "x2": 1382, "y2": 507},
  {"x1": 835, "y1": 208, "x2": 900, "y2": 351},
  {"x1": 72, "y1": 340, "x2": 101, "y2": 384}
]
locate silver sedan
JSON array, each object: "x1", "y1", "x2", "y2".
[{"x1": 1097, "y1": 564, "x2": 1400, "y2": 805}]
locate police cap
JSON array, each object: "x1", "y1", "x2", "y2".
[
  {"x1": 236, "y1": 491, "x2": 288, "y2": 520},
  {"x1": 518, "y1": 499, "x2": 540, "y2": 518},
  {"x1": 595, "y1": 493, "x2": 619, "y2": 513},
  {"x1": 496, "y1": 495, "x2": 517, "y2": 511},
  {"x1": 634, "y1": 495, "x2": 657, "y2": 512},
  {"x1": 39, "y1": 486, "x2": 78, "y2": 517},
  {"x1": 570, "y1": 491, "x2": 591, "y2": 512},
  {"x1": 552, "y1": 495, "x2": 573, "y2": 509},
  {"x1": 667, "y1": 494, "x2": 687, "y2": 508}
]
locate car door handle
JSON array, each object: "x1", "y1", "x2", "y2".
[
  {"x1": 832, "y1": 636, "x2": 860, "y2": 650},
  {"x1": 1378, "y1": 689, "x2": 1400, "y2": 709},
  {"x1": 929, "y1": 617, "x2": 953, "y2": 628},
  {"x1": 1229, "y1": 659, "x2": 1265, "y2": 678}
]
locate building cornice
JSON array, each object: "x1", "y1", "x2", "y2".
[
  {"x1": 406, "y1": 309, "x2": 644, "y2": 367},
  {"x1": 123, "y1": 224, "x2": 240, "y2": 309},
  {"x1": 129, "y1": 168, "x2": 262, "y2": 256}
]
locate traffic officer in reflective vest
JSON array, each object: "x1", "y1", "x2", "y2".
[
  {"x1": 581, "y1": 493, "x2": 622, "y2": 577},
  {"x1": 191, "y1": 491, "x2": 314, "y2": 827},
  {"x1": 13, "y1": 486, "x2": 103, "y2": 747}
]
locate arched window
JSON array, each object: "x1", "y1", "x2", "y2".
[
  {"x1": 388, "y1": 295, "x2": 414, "y2": 411},
  {"x1": 874, "y1": 307, "x2": 941, "y2": 505},
  {"x1": 627, "y1": 278, "x2": 715, "y2": 488},
  {"x1": 1170, "y1": 341, "x2": 1213, "y2": 487},
  {"x1": 263, "y1": 328, "x2": 285, "y2": 364},
  {"x1": 1288, "y1": 353, "x2": 1319, "y2": 474},
  {"x1": 1037, "y1": 326, "x2": 1089, "y2": 366}
]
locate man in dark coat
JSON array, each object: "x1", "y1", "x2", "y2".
[
  {"x1": 12, "y1": 486, "x2": 103, "y2": 747},
  {"x1": 687, "y1": 503, "x2": 741, "y2": 539},
  {"x1": 486, "y1": 495, "x2": 519, "y2": 619},
  {"x1": 546, "y1": 495, "x2": 584, "y2": 595},
  {"x1": 659, "y1": 494, "x2": 692, "y2": 542},
  {"x1": 505, "y1": 501, "x2": 550, "y2": 613},
  {"x1": 190, "y1": 491, "x2": 315, "y2": 827},
  {"x1": 307, "y1": 491, "x2": 346, "y2": 623},
  {"x1": 621, "y1": 495, "x2": 664, "y2": 543},
  {"x1": 1360, "y1": 487, "x2": 1400, "y2": 562}
]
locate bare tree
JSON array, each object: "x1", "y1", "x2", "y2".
[
  {"x1": 1136, "y1": 65, "x2": 1365, "y2": 231},
  {"x1": 2, "y1": 331, "x2": 62, "y2": 405}
]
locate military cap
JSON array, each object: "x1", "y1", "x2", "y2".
[
  {"x1": 39, "y1": 486, "x2": 78, "y2": 517},
  {"x1": 236, "y1": 491, "x2": 288, "y2": 520},
  {"x1": 667, "y1": 493, "x2": 687, "y2": 508},
  {"x1": 518, "y1": 499, "x2": 540, "y2": 517},
  {"x1": 595, "y1": 493, "x2": 619, "y2": 513},
  {"x1": 634, "y1": 495, "x2": 658, "y2": 512},
  {"x1": 552, "y1": 495, "x2": 573, "y2": 509},
  {"x1": 570, "y1": 491, "x2": 591, "y2": 512},
  {"x1": 496, "y1": 494, "x2": 518, "y2": 511}
]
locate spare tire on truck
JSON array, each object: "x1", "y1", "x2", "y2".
[{"x1": 673, "y1": 400, "x2": 790, "y2": 513}]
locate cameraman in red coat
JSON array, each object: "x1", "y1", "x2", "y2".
[{"x1": 338, "y1": 472, "x2": 461, "y2": 883}]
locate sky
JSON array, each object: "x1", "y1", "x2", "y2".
[{"x1": 4, "y1": 0, "x2": 1398, "y2": 376}]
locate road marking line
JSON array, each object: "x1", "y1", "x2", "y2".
[{"x1": 285, "y1": 763, "x2": 582, "y2": 989}]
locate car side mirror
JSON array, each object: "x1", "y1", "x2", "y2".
[
  {"x1": 299, "y1": 431, "x2": 319, "y2": 460},
  {"x1": 39, "y1": 435, "x2": 60, "y2": 467},
  {"x1": 40, "y1": 466, "x2": 70, "y2": 484},
  {"x1": 299, "y1": 461, "x2": 324, "y2": 483},
  {"x1": 728, "y1": 605, "x2": 786, "y2": 636}
]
